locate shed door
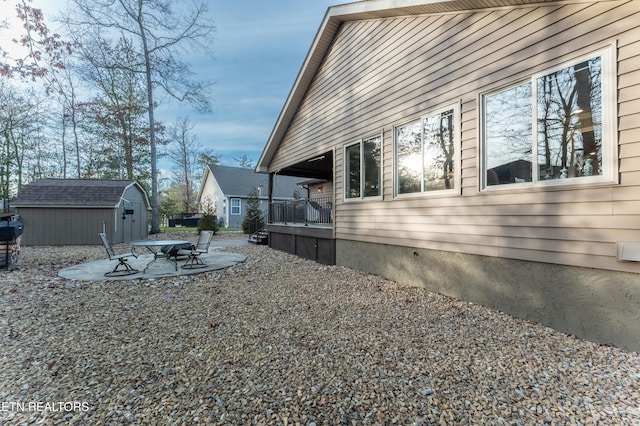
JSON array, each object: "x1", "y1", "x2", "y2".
[{"x1": 119, "y1": 201, "x2": 145, "y2": 242}]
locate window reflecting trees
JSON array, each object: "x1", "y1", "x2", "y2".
[
  {"x1": 395, "y1": 107, "x2": 457, "y2": 195},
  {"x1": 482, "y1": 50, "x2": 609, "y2": 188}
]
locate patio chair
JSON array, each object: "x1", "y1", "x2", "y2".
[
  {"x1": 178, "y1": 230, "x2": 214, "y2": 269},
  {"x1": 98, "y1": 233, "x2": 139, "y2": 277}
]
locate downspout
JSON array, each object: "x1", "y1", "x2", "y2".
[
  {"x1": 225, "y1": 197, "x2": 230, "y2": 228},
  {"x1": 332, "y1": 147, "x2": 336, "y2": 239},
  {"x1": 268, "y1": 173, "x2": 274, "y2": 224},
  {"x1": 113, "y1": 207, "x2": 118, "y2": 242}
]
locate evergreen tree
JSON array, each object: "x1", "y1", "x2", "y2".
[
  {"x1": 197, "y1": 197, "x2": 218, "y2": 234},
  {"x1": 242, "y1": 186, "x2": 263, "y2": 233}
]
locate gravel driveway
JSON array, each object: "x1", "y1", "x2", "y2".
[{"x1": 1, "y1": 232, "x2": 639, "y2": 425}]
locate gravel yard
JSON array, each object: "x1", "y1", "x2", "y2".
[{"x1": 1, "y1": 231, "x2": 639, "y2": 425}]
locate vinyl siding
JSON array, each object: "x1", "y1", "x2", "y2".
[
  {"x1": 16, "y1": 184, "x2": 149, "y2": 245},
  {"x1": 120, "y1": 185, "x2": 149, "y2": 243},
  {"x1": 18, "y1": 208, "x2": 115, "y2": 246},
  {"x1": 270, "y1": 0, "x2": 640, "y2": 274},
  {"x1": 202, "y1": 173, "x2": 225, "y2": 214}
]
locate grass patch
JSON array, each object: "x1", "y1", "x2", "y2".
[
  {"x1": 159, "y1": 226, "x2": 244, "y2": 233},
  {"x1": 160, "y1": 226, "x2": 198, "y2": 232}
]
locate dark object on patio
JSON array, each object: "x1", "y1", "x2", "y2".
[
  {"x1": 0, "y1": 220, "x2": 23, "y2": 240},
  {"x1": 99, "y1": 232, "x2": 139, "y2": 277},
  {"x1": 178, "y1": 230, "x2": 214, "y2": 269},
  {"x1": 1, "y1": 220, "x2": 23, "y2": 270},
  {"x1": 161, "y1": 242, "x2": 194, "y2": 259}
]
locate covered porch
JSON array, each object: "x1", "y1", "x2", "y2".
[{"x1": 265, "y1": 151, "x2": 335, "y2": 264}]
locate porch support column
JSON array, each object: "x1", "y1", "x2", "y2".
[{"x1": 268, "y1": 173, "x2": 274, "y2": 223}]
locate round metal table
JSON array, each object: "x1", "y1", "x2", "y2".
[{"x1": 130, "y1": 239, "x2": 189, "y2": 273}]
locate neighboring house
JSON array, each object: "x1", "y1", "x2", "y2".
[
  {"x1": 12, "y1": 179, "x2": 150, "y2": 245},
  {"x1": 256, "y1": 0, "x2": 640, "y2": 351},
  {"x1": 196, "y1": 164, "x2": 302, "y2": 228}
]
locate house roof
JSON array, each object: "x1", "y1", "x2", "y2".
[
  {"x1": 12, "y1": 179, "x2": 150, "y2": 208},
  {"x1": 205, "y1": 164, "x2": 302, "y2": 199},
  {"x1": 256, "y1": 0, "x2": 571, "y2": 173}
]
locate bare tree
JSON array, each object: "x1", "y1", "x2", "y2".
[
  {"x1": 0, "y1": 0, "x2": 80, "y2": 184},
  {"x1": 0, "y1": 82, "x2": 46, "y2": 211},
  {"x1": 75, "y1": 36, "x2": 151, "y2": 180},
  {"x1": 166, "y1": 117, "x2": 201, "y2": 213},
  {"x1": 52, "y1": 58, "x2": 86, "y2": 178},
  {"x1": 61, "y1": 0, "x2": 215, "y2": 234}
]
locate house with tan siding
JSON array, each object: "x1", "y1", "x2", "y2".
[{"x1": 256, "y1": 0, "x2": 640, "y2": 351}]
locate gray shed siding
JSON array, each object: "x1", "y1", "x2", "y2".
[
  {"x1": 18, "y1": 208, "x2": 114, "y2": 246},
  {"x1": 16, "y1": 182, "x2": 149, "y2": 246}
]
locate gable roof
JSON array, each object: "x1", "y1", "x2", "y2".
[
  {"x1": 256, "y1": 0, "x2": 571, "y2": 173},
  {"x1": 206, "y1": 164, "x2": 302, "y2": 199},
  {"x1": 12, "y1": 179, "x2": 149, "y2": 208}
]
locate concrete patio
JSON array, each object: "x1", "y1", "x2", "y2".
[{"x1": 58, "y1": 239, "x2": 249, "y2": 281}]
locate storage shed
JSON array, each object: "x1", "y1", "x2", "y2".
[{"x1": 12, "y1": 179, "x2": 150, "y2": 246}]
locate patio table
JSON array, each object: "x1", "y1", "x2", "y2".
[{"x1": 130, "y1": 239, "x2": 189, "y2": 273}]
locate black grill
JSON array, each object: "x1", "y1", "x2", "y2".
[
  {"x1": 0, "y1": 221, "x2": 23, "y2": 241},
  {"x1": 1, "y1": 220, "x2": 23, "y2": 270}
]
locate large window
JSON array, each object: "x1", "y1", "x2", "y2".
[
  {"x1": 344, "y1": 134, "x2": 382, "y2": 200},
  {"x1": 230, "y1": 198, "x2": 241, "y2": 215},
  {"x1": 482, "y1": 48, "x2": 614, "y2": 188},
  {"x1": 395, "y1": 106, "x2": 458, "y2": 196}
]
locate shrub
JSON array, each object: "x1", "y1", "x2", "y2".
[
  {"x1": 198, "y1": 198, "x2": 219, "y2": 234},
  {"x1": 242, "y1": 187, "x2": 264, "y2": 234}
]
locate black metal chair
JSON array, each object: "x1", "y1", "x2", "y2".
[
  {"x1": 98, "y1": 233, "x2": 139, "y2": 276},
  {"x1": 178, "y1": 230, "x2": 214, "y2": 269}
]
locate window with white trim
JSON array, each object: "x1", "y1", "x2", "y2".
[
  {"x1": 344, "y1": 134, "x2": 382, "y2": 200},
  {"x1": 395, "y1": 106, "x2": 458, "y2": 196},
  {"x1": 230, "y1": 198, "x2": 241, "y2": 215},
  {"x1": 482, "y1": 47, "x2": 615, "y2": 188}
]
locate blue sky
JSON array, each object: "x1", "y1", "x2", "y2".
[
  {"x1": 2, "y1": 0, "x2": 339, "y2": 168},
  {"x1": 158, "y1": 0, "x2": 338, "y2": 167}
]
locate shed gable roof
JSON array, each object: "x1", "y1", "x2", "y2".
[
  {"x1": 13, "y1": 179, "x2": 146, "y2": 208},
  {"x1": 256, "y1": 0, "x2": 588, "y2": 172}
]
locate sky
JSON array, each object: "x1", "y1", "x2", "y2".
[
  {"x1": 161, "y1": 0, "x2": 339, "y2": 168},
  {"x1": 1, "y1": 0, "x2": 339, "y2": 168}
]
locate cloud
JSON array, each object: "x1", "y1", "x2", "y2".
[{"x1": 196, "y1": 121, "x2": 271, "y2": 145}]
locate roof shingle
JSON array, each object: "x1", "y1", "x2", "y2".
[
  {"x1": 209, "y1": 165, "x2": 302, "y2": 199},
  {"x1": 13, "y1": 179, "x2": 138, "y2": 207}
]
